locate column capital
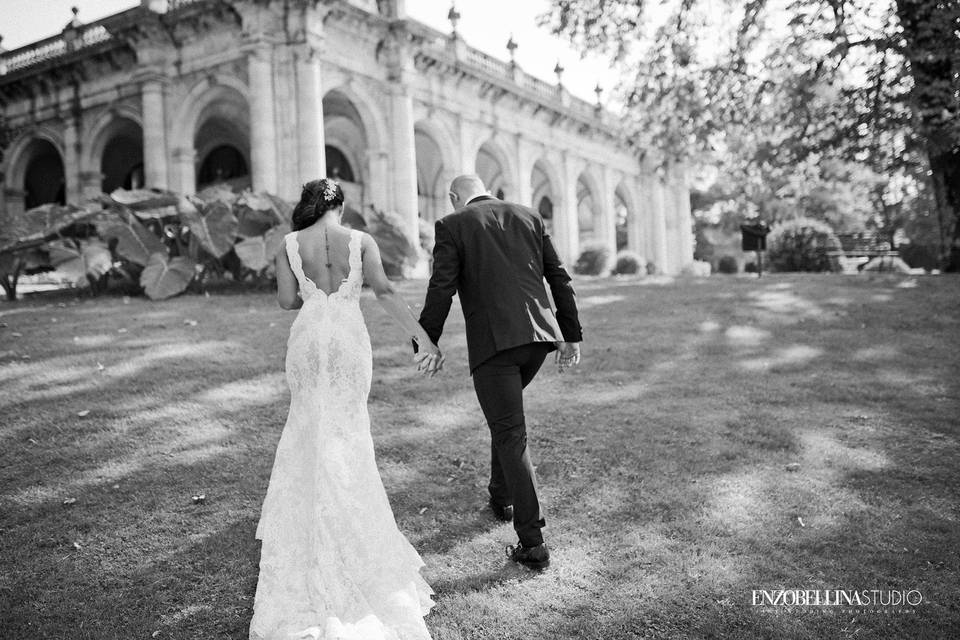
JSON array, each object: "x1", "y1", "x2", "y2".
[
  {"x1": 292, "y1": 42, "x2": 324, "y2": 65},
  {"x1": 133, "y1": 68, "x2": 169, "y2": 87},
  {"x1": 172, "y1": 147, "x2": 196, "y2": 162}
]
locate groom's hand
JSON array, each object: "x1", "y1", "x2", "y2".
[
  {"x1": 555, "y1": 341, "x2": 581, "y2": 373},
  {"x1": 414, "y1": 343, "x2": 444, "y2": 376}
]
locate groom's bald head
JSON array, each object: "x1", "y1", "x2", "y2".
[{"x1": 448, "y1": 174, "x2": 488, "y2": 208}]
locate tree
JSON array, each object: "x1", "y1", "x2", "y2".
[{"x1": 542, "y1": 0, "x2": 959, "y2": 268}]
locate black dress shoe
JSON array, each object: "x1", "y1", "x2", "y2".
[
  {"x1": 488, "y1": 498, "x2": 513, "y2": 522},
  {"x1": 506, "y1": 542, "x2": 550, "y2": 570}
]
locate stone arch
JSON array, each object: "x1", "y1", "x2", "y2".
[
  {"x1": 322, "y1": 88, "x2": 377, "y2": 210},
  {"x1": 188, "y1": 84, "x2": 251, "y2": 190},
  {"x1": 614, "y1": 179, "x2": 639, "y2": 251},
  {"x1": 531, "y1": 157, "x2": 563, "y2": 234},
  {"x1": 81, "y1": 105, "x2": 142, "y2": 172},
  {"x1": 577, "y1": 168, "x2": 604, "y2": 245},
  {"x1": 4, "y1": 126, "x2": 65, "y2": 190},
  {"x1": 414, "y1": 118, "x2": 457, "y2": 223},
  {"x1": 320, "y1": 81, "x2": 388, "y2": 155},
  {"x1": 475, "y1": 137, "x2": 517, "y2": 200},
  {"x1": 172, "y1": 75, "x2": 251, "y2": 153},
  {"x1": 5, "y1": 129, "x2": 67, "y2": 211},
  {"x1": 93, "y1": 117, "x2": 144, "y2": 194}
]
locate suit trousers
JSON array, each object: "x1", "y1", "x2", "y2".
[{"x1": 472, "y1": 342, "x2": 552, "y2": 547}]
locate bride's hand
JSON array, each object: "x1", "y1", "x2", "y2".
[{"x1": 413, "y1": 341, "x2": 444, "y2": 376}]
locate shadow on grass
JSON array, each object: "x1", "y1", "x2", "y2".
[{"x1": 2, "y1": 276, "x2": 959, "y2": 639}]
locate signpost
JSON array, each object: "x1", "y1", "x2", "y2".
[{"x1": 740, "y1": 221, "x2": 771, "y2": 277}]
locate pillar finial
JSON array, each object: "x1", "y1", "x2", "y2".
[
  {"x1": 447, "y1": 4, "x2": 461, "y2": 37},
  {"x1": 506, "y1": 34, "x2": 517, "y2": 64},
  {"x1": 553, "y1": 60, "x2": 564, "y2": 85}
]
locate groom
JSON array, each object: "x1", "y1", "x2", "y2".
[{"x1": 416, "y1": 174, "x2": 582, "y2": 569}]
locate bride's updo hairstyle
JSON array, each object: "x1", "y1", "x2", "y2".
[{"x1": 291, "y1": 178, "x2": 345, "y2": 230}]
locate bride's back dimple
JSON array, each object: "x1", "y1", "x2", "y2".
[{"x1": 293, "y1": 226, "x2": 356, "y2": 296}]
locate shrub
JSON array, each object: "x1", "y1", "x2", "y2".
[
  {"x1": 766, "y1": 217, "x2": 842, "y2": 272},
  {"x1": 574, "y1": 242, "x2": 613, "y2": 275},
  {"x1": 646, "y1": 261, "x2": 658, "y2": 275},
  {"x1": 898, "y1": 244, "x2": 939, "y2": 272},
  {"x1": 717, "y1": 255, "x2": 739, "y2": 274},
  {"x1": 681, "y1": 260, "x2": 711, "y2": 277},
  {"x1": 0, "y1": 185, "x2": 291, "y2": 301},
  {"x1": 744, "y1": 261, "x2": 758, "y2": 273},
  {"x1": 612, "y1": 250, "x2": 644, "y2": 275},
  {"x1": 366, "y1": 207, "x2": 419, "y2": 278}
]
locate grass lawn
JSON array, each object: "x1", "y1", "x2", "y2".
[{"x1": 1, "y1": 273, "x2": 958, "y2": 639}]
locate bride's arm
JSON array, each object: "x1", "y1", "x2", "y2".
[
  {"x1": 360, "y1": 233, "x2": 440, "y2": 358},
  {"x1": 276, "y1": 248, "x2": 303, "y2": 310}
]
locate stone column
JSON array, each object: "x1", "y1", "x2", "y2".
[
  {"x1": 141, "y1": 75, "x2": 169, "y2": 190},
  {"x1": 626, "y1": 175, "x2": 644, "y2": 255},
  {"x1": 171, "y1": 147, "x2": 196, "y2": 195},
  {"x1": 671, "y1": 160, "x2": 694, "y2": 271},
  {"x1": 2, "y1": 188, "x2": 25, "y2": 221},
  {"x1": 389, "y1": 84, "x2": 419, "y2": 242},
  {"x1": 651, "y1": 176, "x2": 670, "y2": 274},
  {"x1": 457, "y1": 116, "x2": 476, "y2": 175},
  {"x1": 516, "y1": 137, "x2": 534, "y2": 206},
  {"x1": 295, "y1": 46, "x2": 325, "y2": 186},
  {"x1": 79, "y1": 171, "x2": 103, "y2": 200},
  {"x1": 559, "y1": 152, "x2": 582, "y2": 265},
  {"x1": 365, "y1": 149, "x2": 391, "y2": 215},
  {"x1": 248, "y1": 43, "x2": 278, "y2": 194},
  {"x1": 600, "y1": 164, "x2": 618, "y2": 261},
  {"x1": 63, "y1": 116, "x2": 82, "y2": 204}
]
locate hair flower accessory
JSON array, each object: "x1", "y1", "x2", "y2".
[{"x1": 322, "y1": 180, "x2": 339, "y2": 202}]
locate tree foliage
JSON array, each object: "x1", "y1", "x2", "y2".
[{"x1": 543, "y1": 0, "x2": 959, "y2": 268}]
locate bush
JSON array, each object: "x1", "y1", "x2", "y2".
[
  {"x1": 898, "y1": 244, "x2": 939, "y2": 272},
  {"x1": 744, "y1": 261, "x2": 758, "y2": 273},
  {"x1": 366, "y1": 207, "x2": 419, "y2": 278},
  {"x1": 646, "y1": 261, "x2": 658, "y2": 275},
  {"x1": 574, "y1": 242, "x2": 613, "y2": 275},
  {"x1": 766, "y1": 217, "x2": 842, "y2": 272},
  {"x1": 717, "y1": 255, "x2": 739, "y2": 274},
  {"x1": 681, "y1": 261, "x2": 712, "y2": 277},
  {"x1": 0, "y1": 185, "x2": 291, "y2": 301},
  {"x1": 612, "y1": 250, "x2": 644, "y2": 275}
]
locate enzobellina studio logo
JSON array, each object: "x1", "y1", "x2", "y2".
[{"x1": 751, "y1": 589, "x2": 923, "y2": 614}]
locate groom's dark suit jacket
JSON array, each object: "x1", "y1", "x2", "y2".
[{"x1": 419, "y1": 195, "x2": 583, "y2": 372}]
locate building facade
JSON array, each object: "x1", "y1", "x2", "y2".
[{"x1": 0, "y1": 0, "x2": 694, "y2": 273}]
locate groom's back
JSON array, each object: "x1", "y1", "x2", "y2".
[{"x1": 433, "y1": 196, "x2": 565, "y2": 369}]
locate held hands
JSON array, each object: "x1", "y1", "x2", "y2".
[
  {"x1": 555, "y1": 341, "x2": 581, "y2": 373},
  {"x1": 414, "y1": 340, "x2": 444, "y2": 376}
]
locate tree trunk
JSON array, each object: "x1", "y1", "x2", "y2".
[{"x1": 895, "y1": 0, "x2": 960, "y2": 270}]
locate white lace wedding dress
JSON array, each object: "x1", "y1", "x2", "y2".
[{"x1": 250, "y1": 230, "x2": 434, "y2": 640}]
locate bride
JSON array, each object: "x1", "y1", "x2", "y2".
[{"x1": 250, "y1": 178, "x2": 443, "y2": 640}]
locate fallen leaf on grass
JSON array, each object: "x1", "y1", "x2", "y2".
[
  {"x1": 418, "y1": 507, "x2": 428, "y2": 515},
  {"x1": 184, "y1": 319, "x2": 198, "y2": 327},
  {"x1": 191, "y1": 494, "x2": 206, "y2": 505},
  {"x1": 63, "y1": 498, "x2": 77, "y2": 506},
  {"x1": 96, "y1": 362, "x2": 105, "y2": 372},
  {"x1": 77, "y1": 410, "x2": 90, "y2": 417},
  {"x1": 785, "y1": 462, "x2": 801, "y2": 472},
  {"x1": 117, "y1": 328, "x2": 128, "y2": 334},
  {"x1": 796, "y1": 516, "x2": 805, "y2": 527},
  {"x1": 11, "y1": 332, "x2": 22, "y2": 337},
  {"x1": 72, "y1": 541, "x2": 82, "y2": 551}
]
